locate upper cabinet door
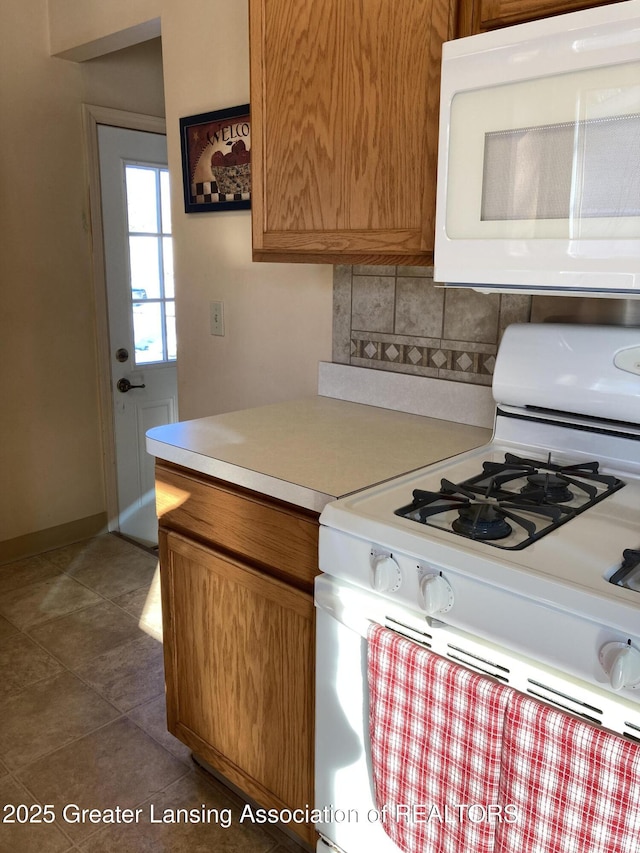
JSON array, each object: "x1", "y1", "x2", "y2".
[
  {"x1": 459, "y1": 0, "x2": 623, "y2": 33},
  {"x1": 249, "y1": 0, "x2": 453, "y2": 265}
]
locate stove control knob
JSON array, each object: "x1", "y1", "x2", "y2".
[
  {"x1": 600, "y1": 641, "x2": 640, "y2": 690},
  {"x1": 420, "y1": 574, "x2": 454, "y2": 615},
  {"x1": 370, "y1": 552, "x2": 402, "y2": 593}
]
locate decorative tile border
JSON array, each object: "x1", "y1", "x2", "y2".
[
  {"x1": 334, "y1": 266, "x2": 531, "y2": 387},
  {"x1": 351, "y1": 336, "x2": 496, "y2": 384}
]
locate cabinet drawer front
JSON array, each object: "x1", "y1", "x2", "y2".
[{"x1": 156, "y1": 462, "x2": 319, "y2": 589}]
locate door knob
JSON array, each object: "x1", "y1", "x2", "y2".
[{"x1": 117, "y1": 378, "x2": 146, "y2": 393}]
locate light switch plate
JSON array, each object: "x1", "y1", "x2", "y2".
[{"x1": 210, "y1": 301, "x2": 224, "y2": 336}]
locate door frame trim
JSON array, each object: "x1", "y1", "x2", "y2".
[{"x1": 83, "y1": 105, "x2": 167, "y2": 532}]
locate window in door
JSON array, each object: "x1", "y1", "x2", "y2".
[{"x1": 125, "y1": 164, "x2": 176, "y2": 365}]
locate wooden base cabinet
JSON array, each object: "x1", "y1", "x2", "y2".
[{"x1": 156, "y1": 462, "x2": 319, "y2": 846}]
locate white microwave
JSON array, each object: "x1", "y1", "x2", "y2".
[{"x1": 434, "y1": 0, "x2": 640, "y2": 297}]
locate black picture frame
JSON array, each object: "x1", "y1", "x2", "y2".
[{"x1": 179, "y1": 104, "x2": 251, "y2": 213}]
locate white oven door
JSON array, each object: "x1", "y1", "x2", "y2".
[
  {"x1": 314, "y1": 571, "x2": 640, "y2": 853},
  {"x1": 434, "y1": 1, "x2": 640, "y2": 296},
  {"x1": 315, "y1": 576, "x2": 403, "y2": 853}
]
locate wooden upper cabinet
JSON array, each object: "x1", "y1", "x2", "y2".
[
  {"x1": 249, "y1": 0, "x2": 453, "y2": 265},
  {"x1": 458, "y1": 0, "x2": 623, "y2": 34}
]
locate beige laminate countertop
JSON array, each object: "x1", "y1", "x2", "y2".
[{"x1": 146, "y1": 397, "x2": 492, "y2": 513}]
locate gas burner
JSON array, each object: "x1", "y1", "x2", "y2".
[
  {"x1": 452, "y1": 503, "x2": 513, "y2": 541},
  {"x1": 520, "y1": 472, "x2": 573, "y2": 504}
]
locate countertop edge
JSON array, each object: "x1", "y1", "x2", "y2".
[{"x1": 147, "y1": 436, "x2": 334, "y2": 514}]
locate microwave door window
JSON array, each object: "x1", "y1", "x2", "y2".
[
  {"x1": 481, "y1": 114, "x2": 640, "y2": 224},
  {"x1": 481, "y1": 123, "x2": 573, "y2": 221},
  {"x1": 578, "y1": 113, "x2": 640, "y2": 219}
]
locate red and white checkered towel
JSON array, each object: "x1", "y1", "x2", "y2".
[
  {"x1": 494, "y1": 692, "x2": 640, "y2": 853},
  {"x1": 367, "y1": 623, "x2": 514, "y2": 853}
]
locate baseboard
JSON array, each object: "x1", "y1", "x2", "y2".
[{"x1": 0, "y1": 512, "x2": 108, "y2": 565}]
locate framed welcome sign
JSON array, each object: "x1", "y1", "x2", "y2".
[{"x1": 179, "y1": 104, "x2": 251, "y2": 213}]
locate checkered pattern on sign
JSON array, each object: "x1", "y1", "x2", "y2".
[
  {"x1": 494, "y1": 692, "x2": 640, "y2": 853},
  {"x1": 191, "y1": 181, "x2": 250, "y2": 204},
  {"x1": 367, "y1": 624, "x2": 514, "y2": 853}
]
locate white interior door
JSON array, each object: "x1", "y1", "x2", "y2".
[{"x1": 98, "y1": 124, "x2": 178, "y2": 547}]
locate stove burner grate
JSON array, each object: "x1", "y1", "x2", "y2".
[
  {"x1": 609, "y1": 548, "x2": 640, "y2": 589},
  {"x1": 394, "y1": 453, "x2": 625, "y2": 550},
  {"x1": 503, "y1": 453, "x2": 621, "y2": 488},
  {"x1": 408, "y1": 479, "x2": 570, "y2": 548}
]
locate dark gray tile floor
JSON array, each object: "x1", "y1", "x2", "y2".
[{"x1": 0, "y1": 534, "x2": 306, "y2": 853}]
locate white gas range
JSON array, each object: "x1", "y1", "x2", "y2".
[{"x1": 314, "y1": 323, "x2": 640, "y2": 853}]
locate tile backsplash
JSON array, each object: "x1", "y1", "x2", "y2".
[{"x1": 333, "y1": 265, "x2": 531, "y2": 386}]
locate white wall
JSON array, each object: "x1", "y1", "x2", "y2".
[
  {"x1": 49, "y1": 0, "x2": 334, "y2": 422},
  {"x1": 81, "y1": 37, "x2": 165, "y2": 117},
  {"x1": 1, "y1": 6, "x2": 164, "y2": 555},
  {"x1": 0, "y1": 0, "x2": 105, "y2": 550}
]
